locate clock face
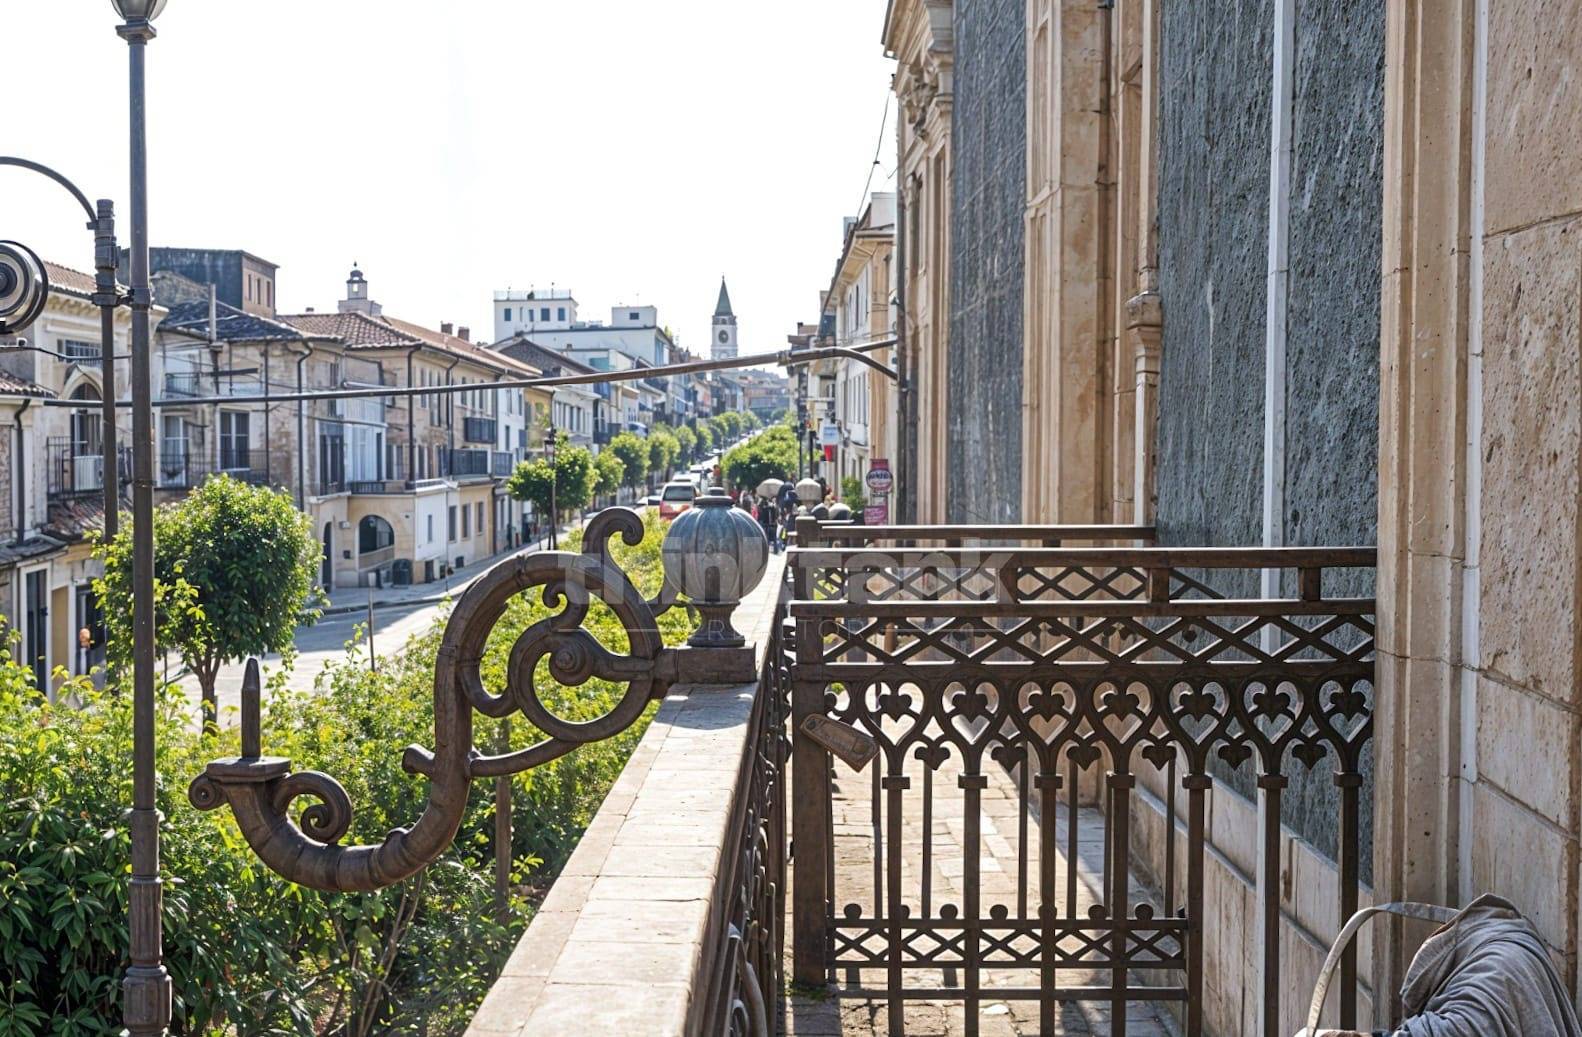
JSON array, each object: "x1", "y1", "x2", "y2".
[{"x1": 718, "y1": 330, "x2": 729, "y2": 343}]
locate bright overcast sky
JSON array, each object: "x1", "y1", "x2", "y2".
[{"x1": 3, "y1": 0, "x2": 897, "y2": 360}]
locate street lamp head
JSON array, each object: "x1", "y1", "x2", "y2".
[{"x1": 111, "y1": 0, "x2": 167, "y2": 22}]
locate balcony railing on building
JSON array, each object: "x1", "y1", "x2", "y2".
[
  {"x1": 158, "y1": 449, "x2": 284, "y2": 491},
  {"x1": 454, "y1": 516, "x2": 1378, "y2": 1036},
  {"x1": 46, "y1": 438, "x2": 132, "y2": 501},
  {"x1": 462, "y1": 416, "x2": 497, "y2": 444},
  {"x1": 438, "y1": 447, "x2": 491, "y2": 480},
  {"x1": 163, "y1": 370, "x2": 265, "y2": 399}
]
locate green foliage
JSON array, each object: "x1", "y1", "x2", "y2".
[
  {"x1": 841, "y1": 475, "x2": 867, "y2": 510},
  {"x1": 672, "y1": 424, "x2": 697, "y2": 464},
  {"x1": 507, "y1": 437, "x2": 595, "y2": 518},
  {"x1": 95, "y1": 475, "x2": 321, "y2": 729},
  {"x1": 693, "y1": 420, "x2": 714, "y2": 455},
  {"x1": 647, "y1": 429, "x2": 679, "y2": 481},
  {"x1": 742, "y1": 411, "x2": 762, "y2": 432},
  {"x1": 592, "y1": 451, "x2": 625, "y2": 499},
  {"x1": 607, "y1": 432, "x2": 649, "y2": 490},
  {"x1": 0, "y1": 513, "x2": 688, "y2": 1035},
  {"x1": 722, "y1": 424, "x2": 799, "y2": 493}
]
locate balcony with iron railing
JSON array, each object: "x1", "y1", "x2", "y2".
[
  {"x1": 158, "y1": 449, "x2": 284, "y2": 492},
  {"x1": 46, "y1": 437, "x2": 132, "y2": 501},
  {"x1": 439, "y1": 447, "x2": 492, "y2": 480},
  {"x1": 190, "y1": 509, "x2": 1378, "y2": 1037},
  {"x1": 162, "y1": 371, "x2": 266, "y2": 400},
  {"x1": 462, "y1": 416, "x2": 497, "y2": 444}
]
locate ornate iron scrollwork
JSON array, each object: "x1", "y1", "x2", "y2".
[{"x1": 190, "y1": 506, "x2": 764, "y2": 892}]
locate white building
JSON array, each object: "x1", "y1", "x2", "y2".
[{"x1": 492, "y1": 289, "x2": 578, "y2": 342}]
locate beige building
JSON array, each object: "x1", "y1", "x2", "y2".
[
  {"x1": 280, "y1": 268, "x2": 541, "y2": 588},
  {"x1": 0, "y1": 261, "x2": 143, "y2": 693},
  {"x1": 884, "y1": 0, "x2": 954, "y2": 524},
  {"x1": 823, "y1": 194, "x2": 897, "y2": 498}
]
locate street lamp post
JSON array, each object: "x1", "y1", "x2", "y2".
[{"x1": 112, "y1": 0, "x2": 170, "y2": 1034}]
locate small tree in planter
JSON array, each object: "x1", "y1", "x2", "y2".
[
  {"x1": 95, "y1": 474, "x2": 322, "y2": 730},
  {"x1": 648, "y1": 428, "x2": 679, "y2": 482},
  {"x1": 607, "y1": 432, "x2": 649, "y2": 498},
  {"x1": 673, "y1": 424, "x2": 697, "y2": 464},
  {"x1": 508, "y1": 440, "x2": 595, "y2": 531},
  {"x1": 593, "y1": 450, "x2": 625, "y2": 505}
]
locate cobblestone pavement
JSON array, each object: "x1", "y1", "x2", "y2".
[{"x1": 785, "y1": 750, "x2": 1179, "y2": 1036}]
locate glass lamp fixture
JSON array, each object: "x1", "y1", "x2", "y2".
[{"x1": 110, "y1": 0, "x2": 168, "y2": 21}]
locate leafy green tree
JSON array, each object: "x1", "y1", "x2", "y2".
[
  {"x1": 608, "y1": 432, "x2": 650, "y2": 491},
  {"x1": 648, "y1": 428, "x2": 679, "y2": 481},
  {"x1": 722, "y1": 424, "x2": 799, "y2": 493},
  {"x1": 95, "y1": 475, "x2": 321, "y2": 730},
  {"x1": 508, "y1": 439, "x2": 595, "y2": 524},
  {"x1": 708, "y1": 415, "x2": 731, "y2": 450},
  {"x1": 742, "y1": 410, "x2": 762, "y2": 432},
  {"x1": 694, "y1": 420, "x2": 714, "y2": 456},
  {"x1": 593, "y1": 450, "x2": 625, "y2": 501},
  {"x1": 673, "y1": 424, "x2": 697, "y2": 464}
]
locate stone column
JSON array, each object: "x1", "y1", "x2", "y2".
[
  {"x1": 1021, "y1": 0, "x2": 1108, "y2": 525},
  {"x1": 1374, "y1": 0, "x2": 1478, "y2": 1014}
]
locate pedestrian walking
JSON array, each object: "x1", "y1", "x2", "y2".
[{"x1": 759, "y1": 495, "x2": 781, "y2": 553}]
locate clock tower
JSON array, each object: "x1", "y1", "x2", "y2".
[{"x1": 711, "y1": 277, "x2": 738, "y2": 360}]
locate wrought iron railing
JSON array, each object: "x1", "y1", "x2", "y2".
[
  {"x1": 462, "y1": 416, "x2": 497, "y2": 444},
  {"x1": 785, "y1": 519, "x2": 1375, "y2": 1037},
  {"x1": 440, "y1": 447, "x2": 491, "y2": 479},
  {"x1": 698, "y1": 591, "x2": 790, "y2": 1035},
  {"x1": 46, "y1": 437, "x2": 132, "y2": 500}
]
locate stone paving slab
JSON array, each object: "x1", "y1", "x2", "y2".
[{"x1": 786, "y1": 747, "x2": 1179, "y2": 1037}]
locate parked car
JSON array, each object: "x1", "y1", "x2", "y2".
[
  {"x1": 658, "y1": 480, "x2": 698, "y2": 520},
  {"x1": 644, "y1": 493, "x2": 662, "y2": 508}
]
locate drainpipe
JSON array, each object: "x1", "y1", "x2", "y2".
[
  {"x1": 1097, "y1": 0, "x2": 1116, "y2": 524},
  {"x1": 895, "y1": 175, "x2": 913, "y2": 524},
  {"x1": 13, "y1": 397, "x2": 33, "y2": 546},
  {"x1": 293, "y1": 341, "x2": 313, "y2": 510},
  {"x1": 442, "y1": 355, "x2": 460, "y2": 477},
  {"x1": 404, "y1": 348, "x2": 418, "y2": 486}
]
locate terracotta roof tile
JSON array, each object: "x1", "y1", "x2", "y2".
[
  {"x1": 277, "y1": 311, "x2": 421, "y2": 348},
  {"x1": 379, "y1": 316, "x2": 540, "y2": 376},
  {"x1": 42, "y1": 261, "x2": 102, "y2": 299}
]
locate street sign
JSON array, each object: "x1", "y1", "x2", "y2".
[
  {"x1": 865, "y1": 459, "x2": 893, "y2": 497},
  {"x1": 819, "y1": 422, "x2": 839, "y2": 448},
  {"x1": 864, "y1": 502, "x2": 889, "y2": 525}
]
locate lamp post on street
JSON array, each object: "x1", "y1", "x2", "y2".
[{"x1": 112, "y1": 0, "x2": 171, "y2": 1033}]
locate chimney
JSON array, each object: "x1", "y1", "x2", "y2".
[
  {"x1": 440, "y1": 321, "x2": 454, "y2": 336},
  {"x1": 458, "y1": 326, "x2": 471, "y2": 342}
]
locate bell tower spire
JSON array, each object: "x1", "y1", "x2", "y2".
[{"x1": 711, "y1": 276, "x2": 737, "y2": 360}]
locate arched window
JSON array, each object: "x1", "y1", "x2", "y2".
[
  {"x1": 70, "y1": 383, "x2": 102, "y2": 456},
  {"x1": 358, "y1": 515, "x2": 395, "y2": 554}
]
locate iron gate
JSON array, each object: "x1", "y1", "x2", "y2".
[{"x1": 786, "y1": 521, "x2": 1374, "y2": 1037}]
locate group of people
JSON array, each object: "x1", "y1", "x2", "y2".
[
  {"x1": 730, "y1": 484, "x2": 799, "y2": 554},
  {"x1": 726, "y1": 479, "x2": 846, "y2": 554}
]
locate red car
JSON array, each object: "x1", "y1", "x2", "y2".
[{"x1": 657, "y1": 481, "x2": 697, "y2": 520}]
